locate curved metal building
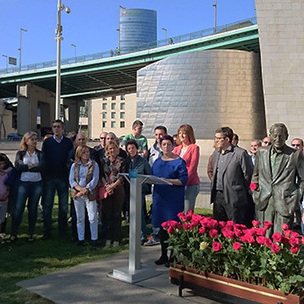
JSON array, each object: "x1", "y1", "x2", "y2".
[
  {"x1": 119, "y1": 8, "x2": 157, "y2": 54},
  {"x1": 137, "y1": 49, "x2": 266, "y2": 140}
]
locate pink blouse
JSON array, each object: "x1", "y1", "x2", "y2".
[{"x1": 173, "y1": 144, "x2": 200, "y2": 186}]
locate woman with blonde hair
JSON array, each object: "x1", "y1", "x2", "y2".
[
  {"x1": 9, "y1": 131, "x2": 43, "y2": 242},
  {"x1": 69, "y1": 145, "x2": 99, "y2": 246},
  {"x1": 101, "y1": 140, "x2": 126, "y2": 247},
  {"x1": 173, "y1": 124, "x2": 200, "y2": 213}
]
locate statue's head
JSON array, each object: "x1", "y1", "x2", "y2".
[{"x1": 269, "y1": 123, "x2": 288, "y2": 149}]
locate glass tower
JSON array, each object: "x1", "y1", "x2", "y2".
[{"x1": 119, "y1": 8, "x2": 157, "y2": 54}]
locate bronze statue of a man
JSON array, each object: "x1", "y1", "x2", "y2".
[{"x1": 251, "y1": 123, "x2": 304, "y2": 236}]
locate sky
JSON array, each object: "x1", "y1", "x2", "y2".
[{"x1": 0, "y1": 0, "x2": 256, "y2": 69}]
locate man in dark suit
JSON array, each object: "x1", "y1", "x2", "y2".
[
  {"x1": 211, "y1": 127, "x2": 253, "y2": 224},
  {"x1": 251, "y1": 123, "x2": 304, "y2": 236}
]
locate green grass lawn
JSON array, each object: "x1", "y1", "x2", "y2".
[{"x1": 0, "y1": 202, "x2": 212, "y2": 304}]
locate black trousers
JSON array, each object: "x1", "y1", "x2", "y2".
[{"x1": 213, "y1": 190, "x2": 246, "y2": 224}]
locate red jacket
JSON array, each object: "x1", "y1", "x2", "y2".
[{"x1": 173, "y1": 144, "x2": 200, "y2": 186}]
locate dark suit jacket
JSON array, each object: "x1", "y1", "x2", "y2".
[
  {"x1": 251, "y1": 145, "x2": 304, "y2": 217},
  {"x1": 211, "y1": 145, "x2": 253, "y2": 207}
]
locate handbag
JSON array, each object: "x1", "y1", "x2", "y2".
[{"x1": 97, "y1": 185, "x2": 108, "y2": 201}]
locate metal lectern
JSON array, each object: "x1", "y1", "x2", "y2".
[{"x1": 108, "y1": 172, "x2": 171, "y2": 283}]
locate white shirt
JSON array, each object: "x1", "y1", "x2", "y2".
[{"x1": 20, "y1": 151, "x2": 42, "y2": 182}]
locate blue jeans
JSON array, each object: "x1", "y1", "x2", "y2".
[
  {"x1": 42, "y1": 177, "x2": 69, "y2": 237},
  {"x1": 11, "y1": 180, "x2": 43, "y2": 236},
  {"x1": 184, "y1": 184, "x2": 200, "y2": 213}
]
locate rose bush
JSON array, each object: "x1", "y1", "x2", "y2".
[{"x1": 162, "y1": 210, "x2": 304, "y2": 294}]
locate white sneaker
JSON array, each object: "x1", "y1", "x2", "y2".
[
  {"x1": 113, "y1": 241, "x2": 119, "y2": 247},
  {"x1": 144, "y1": 237, "x2": 160, "y2": 246},
  {"x1": 105, "y1": 240, "x2": 111, "y2": 247}
]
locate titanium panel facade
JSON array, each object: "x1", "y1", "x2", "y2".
[
  {"x1": 120, "y1": 9, "x2": 157, "y2": 54},
  {"x1": 137, "y1": 49, "x2": 265, "y2": 140}
]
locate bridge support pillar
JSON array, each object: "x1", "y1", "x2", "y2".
[{"x1": 16, "y1": 83, "x2": 83, "y2": 136}]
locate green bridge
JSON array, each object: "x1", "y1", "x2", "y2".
[{"x1": 0, "y1": 17, "x2": 258, "y2": 99}]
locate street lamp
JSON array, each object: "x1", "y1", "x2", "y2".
[
  {"x1": 213, "y1": 0, "x2": 217, "y2": 33},
  {"x1": 55, "y1": 0, "x2": 71, "y2": 120},
  {"x1": 117, "y1": 5, "x2": 126, "y2": 50},
  {"x1": 161, "y1": 27, "x2": 167, "y2": 44},
  {"x1": 71, "y1": 43, "x2": 76, "y2": 61},
  {"x1": 18, "y1": 28, "x2": 27, "y2": 71},
  {"x1": 2, "y1": 55, "x2": 8, "y2": 72}
]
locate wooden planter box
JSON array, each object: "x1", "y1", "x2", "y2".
[{"x1": 169, "y1": 265, "x2": 304, "y2": 304}]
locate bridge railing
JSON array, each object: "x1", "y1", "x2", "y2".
[{"x1": 0, "y1": 17, "x2": 256, "y2": 75}]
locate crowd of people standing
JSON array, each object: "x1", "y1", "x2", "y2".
[
  {"x1": 1, "y1": 119, "x2": 303, "y2": 268},
  {"x1": 0, "y1": 119, "x2": 200, "y2": 256}
]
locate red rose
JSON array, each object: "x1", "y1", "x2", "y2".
[
  {"x1": 264, "y1": 238, "x2": 273, "y2": 247},
  {"x1": 161, "y1": 221, "x2": 169, "y2": 229},
  {"x1": 289, "y1": 237, "x2": 300, "y2": 247},
  {"x1": 291, "y1": 231, "x2": 300, "y2": 238},
  {"x1": 301, "y1": 236, "x2": 304, "y2": 245},
  {"x1": 256, "y1": 228, "x2": 266, "y2": 236},
  {"x1": 183, "y1": 222, "x2": 190, "y2": 230},
  {"x1": 281, "y1": 223, "x2": 289, "y2": 230},
  {"x1": 177, "y1": 212, "x2": 186, "y2": 221},
  {"x1": 263, "y1": 221, "x2": 273, "y2": 229},
  {"x1": 212, "y1": 241, "x2": 223, "y2": 252},
  {"x1": 218, "y1": 221, "x2": 226, "y2": 228},
  {"x1": 167, "y1": 226, "x2": 175, "y2": 234},
  {"x1": 256, "y1": 236, "x2": 266, "y2": 245},
  {"x1": 209, "y1": 229, "x2": 219, "y2": 238},
  {"x1": 272, "y1": 232, "x2": 282, "y2": 243},
  {"x1": 250, "y1": 182, "x2": 258, "y2": 191},
  {"x1": 283, "y1": 229, "x2": 292, "y2": 237},
  {"x1": 252, "y1": 220, "x2": 261, "y2": 227},
  {"x1": 234, "y1": 228, "x2": 243, "y2": 238},
  {"x1": 271, "y1": 243, "x2": 280, "y2": 254},
  {"x1": 206, "y1": 219, "x2": 218, "y2": 229},
  {"x1": 233, "y1": 242, "x2": 242, "y2": 251},
  {"x1": 291, "y1": 246, "x2": 300, "y2": 254},
  {"x1": 199, "y1": 227, "x2": 206, "y2": 235},
  {"x1": 185, "y1": 209, "x2": 194, "y2": 221}
]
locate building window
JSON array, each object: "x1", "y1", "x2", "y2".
[
  {"x1": 103, "y1": 97, "x2": 107, "y2": 100},
  {"x1": 120, "y1": 112, "x2": 125, "y2": 119},
  {"x1": 111, "y1": 121, "x2": 116, "y2": 128},
  {"x1": 102, "y1": 103, "x2": 107, "y2": 110},
  {"x1": 111, "y1": 103, "x2": 116, "y2": 110},
  {"x1": 102, "y1": 121, "x2": 107, "y2": 128},
  {"x1": 111, "y1": 96, "x2": 116, "y2": 100},
  {"x1": 102, "y1": 112, "x2": 107, "y2": 119},
  {"x1": 111, "y1": 112, "x2": 116, "y2": 119},
  {"x1": 120, "y1": 103, "x2": 125, "y2": 110},
  {"x1": 120, "y1": 121, "x2": 125, "y2": 128},
  {"x1": 120, "y1": 95, "x2": 125, "y2": 100}
]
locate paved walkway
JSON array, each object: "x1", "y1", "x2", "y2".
[{"x1": 18, "y1": 245, "x2": 224, "y2": 304}]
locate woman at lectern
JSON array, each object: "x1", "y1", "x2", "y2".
[{"x1": 151, "y1": 135, "x2": 188, "y2": 266}]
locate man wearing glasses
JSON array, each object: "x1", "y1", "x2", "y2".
[
  {"x1": 210, "y1": 127, "x2": 253, "y2": 224},
  {"x1": 41, "y1": 120, "x2": 74, "y2": 239},
  {"x1": 291, "y1": 138, "x2": 304, "y2": 153},
  {"x1": 94, "y1": 132, "x2": 108, "y2": 152},
  {"x1": 261, "y1": 136, "x2": 272, "y2": 147}
]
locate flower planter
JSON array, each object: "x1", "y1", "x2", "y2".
[{"x1": 169, "y1": 265, "x2": 304, "y2": 304}]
